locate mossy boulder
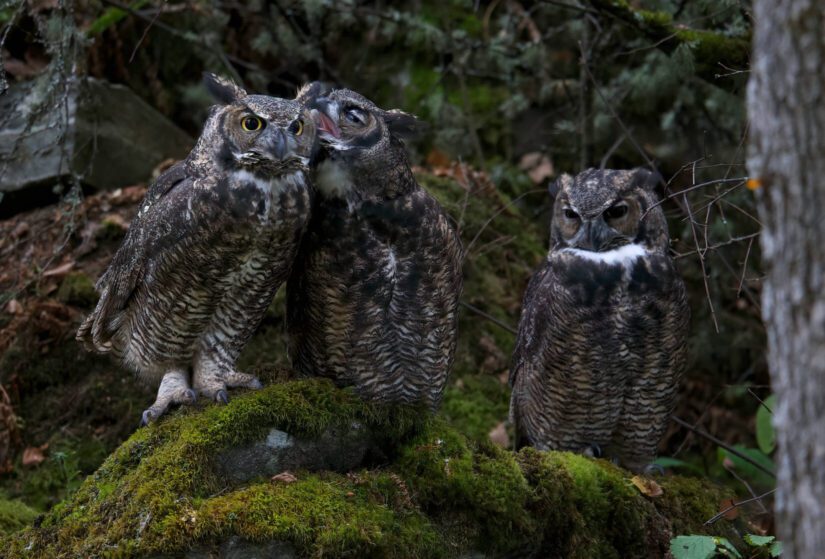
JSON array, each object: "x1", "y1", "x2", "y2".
[
  {"x1": 0, "y1": 496, "x2": 38, "y2": 535},
  {"x1": 3, "y1": 379, "x2": 744, "y2": 558}
]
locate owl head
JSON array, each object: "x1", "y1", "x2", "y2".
[
  {"x1": 548, "y1": 168, "x2": 670, "y2": 253},
  {"x1": 300, "y1": 87, "x2": 424, "y2": 196},
  {"x1": 198, "y1": 73, "x2": 317, "y2": 176}
]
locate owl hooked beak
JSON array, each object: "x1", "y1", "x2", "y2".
[
  {"x1": 312, "y1": 107, "x2": 341, "y2": 140},
  {"x1": 262, "y1": 128, "x2": 288, "y2": 160},
  {"x1": 572, "y1": 218, "x2": 622, "y2": 252}
]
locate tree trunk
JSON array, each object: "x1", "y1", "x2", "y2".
[{"x1": 747, "y1": 2, "x2": 825, "y2": 557}]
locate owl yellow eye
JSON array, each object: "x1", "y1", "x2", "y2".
[
  {"x1": 241, "y1": 116, "x2": 264, "y2": 132},
  {"x1": 289, "y1": 119, "x2": 304, "y2": 136}
]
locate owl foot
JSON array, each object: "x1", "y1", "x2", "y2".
[
  {"x1": 202, "y1": 373, "x2": 261, "y2": 404},
  {"x1": 582, "y1": 443, "x2": 603, "y2": 459},
  {"x1": 193, "y1": 352, "x2": 262, "y2": 404},
  {"x1": 223, "y1": 370, "x2": 263, "y2": 390},
  {"x1": 140, "y1": 371, "x2": 196, "y2": 426}
]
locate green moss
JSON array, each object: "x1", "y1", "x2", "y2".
[
  {"x1": 4, "y1": 380, "x2": 428, "y2": 558},
  {"x1": 2, "y1": 380, "x2": 745, "y2": 558},
  {"x1": 441, "y1": 374, "x2": 511, "y2": 441},
  {"x1": 56, "y1": 272, "x2": 98, "y2": 308},
  {"x1": 0, "y1": 496, "x2": 38, "y2": 535},
  {"x1": 657, "y1": 475, "x2": 735, "y2": 537},
  {"x1": 197, "y1": 474, "x2": 442, "y2": 558},
  {"x1": 589, "y1": 0, "x2": 750, "y2": 87}
]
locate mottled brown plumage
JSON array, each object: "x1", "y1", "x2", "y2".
[
  {"x1": 77, "y1": 74, "x2": 316, "y2": 424},
  {"x1": 510, "y1": 168, "x2": 689, "y2": 471},
  {"x1": 287, "y1": 88, "x2": 463, "y2": 410}
]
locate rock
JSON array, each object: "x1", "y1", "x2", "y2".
[
  {"x1": 0, "y1": 75, "x2": 192, "y2": 216},
  {"x1": 0, "y1": 497, "x2": 38, "y2": 535},
  {"x1": 215, "y1": 422, "x2": 380, "y2": 485},
  {"x1": 1, "y1": 380, "x2": 750, "y2": 558}
]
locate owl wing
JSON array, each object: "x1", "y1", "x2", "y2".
[
  {"x1": 77, "y1": 161, "x2": 212, "y2": 352},
  {"x1": 509, "y1": 258, "x2": 554, "y2": 387}
]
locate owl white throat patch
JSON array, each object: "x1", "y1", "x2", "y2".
[
  {"x1": 315, "y1": 159, "x2": 354, "y2": 199},
  {"x1": 562, "y1": 243, "x2": 648, "y2": 267}
]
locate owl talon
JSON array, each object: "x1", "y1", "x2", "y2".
[
  {"x1": 215, "y1": 390, "x2": 229, "y2": 404},
  {"x1": 140, "y1": 409, "x2": 156, "y2": 427},
  {"x1": 140, "y1": 369, "x2": 195, "y2": 425},
  {"x1": 583, "y1": 443, "x2": 603, "y2": 458},
  {"x1": 223, "y1": 370, "x2": 263, "y2": 390}
]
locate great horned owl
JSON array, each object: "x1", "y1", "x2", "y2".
[
  {"x1": 510, "y1": 168, "x2": 689, "y2": 472},
  {"x1": 77, "y1": 74, "x2": 316, "y2": 424},
  {"x1": 287, "y1": 88, "x2": 463, "y2": 410}
]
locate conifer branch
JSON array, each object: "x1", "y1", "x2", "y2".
[{"x1": 585, "y1": 0, "x2": 750, "y2": 89}]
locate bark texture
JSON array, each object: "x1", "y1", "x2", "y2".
[{"x1": 748, "y1": 2, "x2": 825, "y2": 557}]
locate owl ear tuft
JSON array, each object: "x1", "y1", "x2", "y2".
[
  {"x1": 383, "y1": 109, "x2": 427, "y2": 139},
  {"x1": 295, "y1": 81, "x2": 331, "y2": 105},
  {"x1": 630, "y1": 167, "x2": 662, "y2": 191},
  {"x1": 549, "y1": 173, "x2": 573, "y2": 199},
  {"x1": 203, "y1": 73, "x2": 247, "y2": 105}
]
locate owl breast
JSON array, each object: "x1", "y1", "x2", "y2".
[
  {"x1": 511, "y1": 245, "x2": 688, "y2": 465},
  {"x1": 118, "y1": 172, "x2": 311, "y2": 378}
]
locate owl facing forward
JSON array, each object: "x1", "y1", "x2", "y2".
[
  {"x1": 286, "y1": 88, "x2": 463, "y2": 411},
  {"x1": 77, "y1": 74, "x2": 317, "y2": 424},
  {"x1": 510, "y1": 168, "x2": 689, "y2": 472}
]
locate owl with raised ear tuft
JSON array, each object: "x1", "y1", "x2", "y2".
[
  {"x1": 77, "y1": 73, "x2": 317, "y2": 425},
  {"x1": 510, "y1": 167, "x2": 689, "y2": 472},
  {"x1": 286, "y1": 88, "x2": 462, "y2": 411}
]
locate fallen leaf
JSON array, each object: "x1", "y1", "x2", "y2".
[
  {"x1": 631, "y1": 475, "x2": 663, "y2": 497},
  {"x1": 109, "y1": 185, "x2": 147, "y2": 205},
  {"x1": 75, "y1": 222, "x2": 100, "y2": 257},
  {"x1": 100, "y1": 214, "x2": 128, "y2": 232},
  {"x1": 271, "y1": 471, "x2": 297, "y2": 484},
  {"x1": 719, "y1": 498, "x2": 740, "y2": 520},
  {"x1": 22, "y1": 443, "x2": 49, "y2": 467},
  {"x1": 489, "y1": 421, "x2": 511, "y2": 448},
  {"x1": 42, "y1": 261, "x2": 75, "y2": 278},
  {"x1": 426, "y1": 149, "x2": 451, "y2": 168},
  {"x1": 3, "y1": 51, "x2": 48, "y2": 79},
  {"x1": 5, "y1": 299, "x2": 23, "y2": 315},
  {"x1": 11, "y1": 222, "x2": 29, "y2": 239}
]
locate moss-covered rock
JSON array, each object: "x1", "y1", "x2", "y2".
[
  {"x1": 2, "y1": 380, "x2": 745, "y2": 558},
  {"x1": 0, "y1": 496, "x2": 38, "y2": 535}
]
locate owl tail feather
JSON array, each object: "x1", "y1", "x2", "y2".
[{"x1": 76, "y1": 289, "x2": 116, "y2": 354}]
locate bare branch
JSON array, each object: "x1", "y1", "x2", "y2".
[{"x1": 672, "y1": 416, "x2": 776, "y2": 478}]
